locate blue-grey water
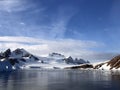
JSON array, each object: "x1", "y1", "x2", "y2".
[{"x1": 0, "y1": 70, "x2": 120, "y2": 90}]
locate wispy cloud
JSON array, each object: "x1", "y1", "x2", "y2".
[
  {"x1": 0, "y1": 36, "x2": 115, "y2": 62},
  {"x1": 49, "y1": 5, "x2": 78, "y2": 38},
  {"x1": 0, "y1": 0, "x2": 35, "y2": 12},
  {"x1": 50, "y1": 20, "x2": 66, "y2": 38},
  {"x1": 0, "y1": 36, "x2": 41, "y2": 43},
  {"x1": 0, "y1": 0, "x2": 77, "y2": 39}
]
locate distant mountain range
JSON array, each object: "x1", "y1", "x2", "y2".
[
  {"x1": 0, "y1": 48, "x2": 89, "y2": 71},
  {"x1": 68, "y1": 55, "x2": 120, "y2": 70},
  {"x1": 1, "y1": 48, "x2": 119, "y2": 71}
]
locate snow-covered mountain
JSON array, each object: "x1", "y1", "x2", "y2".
[
  {"x1": 0, "y1": 48, "x2": 89, "y2": 71},
  {"x1": 0, "y1": 48, "x2": 40, "y2": 71},
  {"x1": 64, "y1": 56, "x2": 89, "y2": 64},
  {"x1": 2, "y1": 48, "x2": 120, "y2": 71},
  {"x1": 94, "y1": 55, "x2": 120, "y2": 70}
]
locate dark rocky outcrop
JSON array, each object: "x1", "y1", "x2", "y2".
[
  {"x1": 49, "y1": 53, "x2": 65, "y2": 58},
  {"x1": 14, "y1": 48, "x2": 23, "y2": 55},
  {"x1": 65, "y1": 64, "x2": 93, "y2": 69},
  {"x1": 3, "y1": 49, "x2": 11, "y2": 58},
  {"x1": 9, "y1": 58, "x2": 19, "y2": 65},
  {"x1": 63, "y1": 56, "x2": 90, "y2": 65},
  {"x1": 0, "y1": 49, "x2": 11, "y2": 59},
  {"x1": 13, "y1": 48, "x2": 31, "y2": 57},
  {"x1": 29, "y1": 55, "x2": 39, "y2": 61},
  {"x1": 107, "y1": 55, "x2": 120, "y2": 69},
  {"x1": 64, "y1": 56, "x2": 74, "y2": 64},
  {"x1": 0, "y1": 54, "x2": 4, "y2": 59}
]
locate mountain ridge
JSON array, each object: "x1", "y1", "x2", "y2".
[{"x1": 0, "y1": 48, "x2": 89, "y2": 71}]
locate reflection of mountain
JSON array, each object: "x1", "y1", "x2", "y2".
[{"x1": 0, "y1": 48, "x2": 90, "y2": 71}]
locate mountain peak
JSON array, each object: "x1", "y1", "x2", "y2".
[
  {"x1": 12, "y1": 48, "x2": 30, "y2": 57},
  {"x1": 49, "y1": 52, "x2": 65, "y2": 59}
]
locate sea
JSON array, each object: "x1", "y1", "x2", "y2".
[{"x1": 0, "y1": 69, "x2": 120, "y2": 90}]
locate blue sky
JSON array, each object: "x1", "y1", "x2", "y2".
[{"x1": 0, "y1": 0, "x2": 119, "y2": 62}]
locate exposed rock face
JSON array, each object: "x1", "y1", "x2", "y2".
[
  {"x1": 0, "y1": 53, "x2": 4, "y2": 59},
  {"x1": 29, "y1": 55, "x2": 39, "y2": 61},
  {"x1": 49, "y1": 52, "x2": 65, "y2": 59},
  {"x1": 64, "y1": 56, "x2": 90, "y2": 64},
  {"x1": 49, "y1": 53, "x2": 65, "y2": 57},
  {"x1": 64, "y1": 56, "x2": 74, "y2": 64},
  {"x1": 107, "y1": 55, "x2": 120, "y2": 69},
  {"x1": 0, "y1": 49, "x2": 11, "y2": 59},
  {"x1": 65, "y1": 64, "x2": 93, "y2": 69},
  {"x1": 14, "y1": 48, "x2": 22, "y2": 55},
  {"x1": 3, "y1": 49, "x2": 11, "y2": 58},
  {"x1": 9, "y1": 58, "x2": 19, "y2": 65},
  {"x1": 12, "y1": 48, "x2": 31, "y2": 57}
]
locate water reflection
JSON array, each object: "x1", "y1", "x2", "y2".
[
  {"x1": 0, "y1": 71, "x2": 12, "y2": 88},
  {"x1": 0, "y1": 70, "x2": 120, "y2": 90}
]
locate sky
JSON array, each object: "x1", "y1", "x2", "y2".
[{"x1": 0, "y1": 0, "x2": 120, "y2": 62}]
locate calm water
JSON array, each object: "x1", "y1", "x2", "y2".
[{"x1": 0, "y1": 70, "x2": 120, "y2": 90}]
